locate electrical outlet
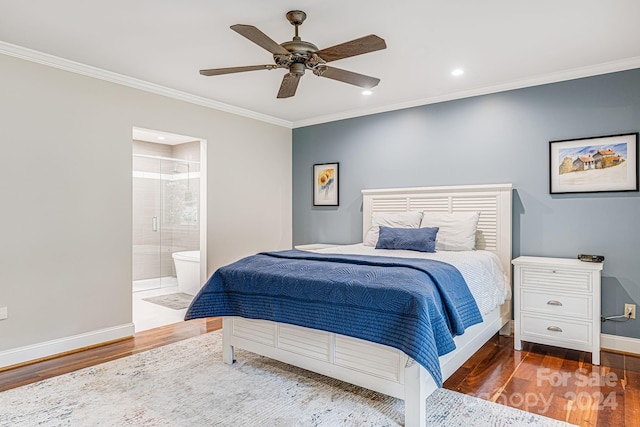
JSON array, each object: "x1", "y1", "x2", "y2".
[
  {"x1": 0, "y1": 307, "x2": 7, "y2": 320},
  {"x1": 624, "y1": 303, "x2": 636, "y2": 319}
]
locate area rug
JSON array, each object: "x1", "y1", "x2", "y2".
[
  {"x1": 142, "y1": 292, "x2": 193, "y2": 310},
  {"x1": 0, "y1": 331, "x2": 575, "y2": 426}
]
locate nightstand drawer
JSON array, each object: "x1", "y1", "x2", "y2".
[
  {"x1": 520, "y1": 313, "x2": 592, "y2": 347},
  {"x1": 521, "y1": 267, "x2": 591, "y2": 292},
  {"x1": 521, "y1": 289, "x2": 592, "y2": 319}
]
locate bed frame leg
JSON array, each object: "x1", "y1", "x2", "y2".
[
  {"x1": 404, "y1": 363, "x2": 428, "y2": 427},
  {"x1": 499, "y1": 319, "x2": 512, "y2": 337},
  {"x1": 222, "y1": 317, "x2": 235, "y2": 364},
  {"x1": 223, "y1": 343, "x2": 235, "y2": 365}
]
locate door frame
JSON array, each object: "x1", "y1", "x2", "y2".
[{"x1": 131, "y1": 127, "x2": 208, "y2": 294}]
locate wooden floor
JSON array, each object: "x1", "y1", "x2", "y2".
[
  {"x1": 444, "y1": 334, "x2": 640, "y2": 427},
  {"x1": 1, "y1": 318, "x2": 638, "y2": 426},
  {"x1": 0, "y1": 317, "x2": 221, "y2": 392}
]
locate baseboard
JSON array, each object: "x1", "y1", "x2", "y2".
[
  {"x1": 600, "y1": 333, "x2": 640, "y2": 355},
  {"x1": 0, "y1": 323, "x2": 135, "y2": 369}
]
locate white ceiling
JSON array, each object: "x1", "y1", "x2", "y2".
[{"x1": 1, "y1": 1, "x2": 639, "y2": 128}]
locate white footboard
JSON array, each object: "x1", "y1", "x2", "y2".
[
  {"x1": 222, "y1": 301, "x2": 510, "y2": 427},
  {"x1": 222, "y1": 316, "x2": 416, "y2": 400}
]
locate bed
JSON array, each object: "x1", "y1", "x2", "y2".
[{"x1": 186, "y1": 184, "x2": 513, "y2": 427}]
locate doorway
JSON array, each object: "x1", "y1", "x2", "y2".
[{"x1": 132, "y1": 127, "x2": 207, "y2": 332}]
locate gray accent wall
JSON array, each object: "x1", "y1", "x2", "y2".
[{"x1": 293, "y1": 69, "x2": 640, "y2": 339}]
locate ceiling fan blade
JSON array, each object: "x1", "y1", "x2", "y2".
[
  {"x1": 230, "y1": 24, "x2": 290, "y2": 55},
  {"x1": 315, "y1": 35, "x2": 386, "y2": 63},
  {"x1": 319, "y1": 66, "x2": 380, "y2": 89},
  {"x1": 277, "y1": 73, "x2": 301, "y2": 98},
  {"x1": 199, "y1": 65, "x2": 276, "y2": 76}
]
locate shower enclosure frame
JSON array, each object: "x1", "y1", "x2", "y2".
[{"x1": 131, "y1": 136, "x2": 207, "y2": 295}]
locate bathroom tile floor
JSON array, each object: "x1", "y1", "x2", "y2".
[{"x1": 133, "y1": 284, "x2": 189, "y2": 332}]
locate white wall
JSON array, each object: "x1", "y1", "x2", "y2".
[{"x1": 0, "y1": 53, "x2": 291, "y2": 364}]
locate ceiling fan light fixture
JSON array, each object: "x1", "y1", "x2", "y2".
[
  {"x1": 362, "y1": 90, "x2": 373, "y2": 96},
  {"x1": 290, "y1": 62, "x2": 306, "y2": 76}
]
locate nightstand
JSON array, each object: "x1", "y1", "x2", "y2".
[{"x1": 512, "y1": 256, "x2": 603, "y2": 365}]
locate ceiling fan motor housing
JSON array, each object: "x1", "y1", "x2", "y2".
[
  {"x1": 280, "y1": 39, "x2": 318, "y2": 55},
  {"x1": 277, "y1": 39, "x2": 323, "y2": 75}
]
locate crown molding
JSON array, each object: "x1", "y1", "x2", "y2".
[
  {"x1": 3, "y1": 40, "x2": 638, "y2": 131},
  {"x1": 0, "y1": 41, "x2": 293, "y2": 129},
  {"x1": 292, "y1": 56, "x2": 640, "y2": 128}
]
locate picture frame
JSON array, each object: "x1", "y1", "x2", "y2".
[
  {"x1": 549, "y1": 133, "x2": 639, "y2": 194},
  {"x1": 313, "y1": 162, "x2": 339, "y2": 206}
]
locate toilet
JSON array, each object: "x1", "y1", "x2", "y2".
[{"x1": 171, "y1": 251, "x2": 201, "y2": 296}]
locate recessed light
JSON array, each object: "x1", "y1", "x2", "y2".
[
  {"x1": 362, "y1": 90, "x2": 373, "y2": 96},
  {"x1": 157, "y1": 136, "x2": 165, "y2": 140},
  {"x1": 451, "y1": 69, "x2": 464, "y2": 76}
]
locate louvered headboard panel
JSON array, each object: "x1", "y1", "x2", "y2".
[{"x1": 362, "y1": 184, "x2": 513, "y2": 281}]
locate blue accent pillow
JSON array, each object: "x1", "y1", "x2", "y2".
[{"x1": 375, "y1": 226, "x2": 439, "y2": 253}]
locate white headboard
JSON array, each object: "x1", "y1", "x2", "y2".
[{"x1": 362, "y1": 184, "x2": 513, "y2": 282}]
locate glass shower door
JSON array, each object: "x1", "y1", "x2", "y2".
[
  {"x1": 133, "y1": 155, "x2": 199, "y2": 292},
  {"x1": 132, "y1": 155, "x2": 163, "y2": 292}
]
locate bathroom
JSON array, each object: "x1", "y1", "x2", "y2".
[{"x1": 132, "y1": 129, "x2": 204, "y2": 331}]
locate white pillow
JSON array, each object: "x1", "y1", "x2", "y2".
[
  {"x1": 420, "y1": 211, "x2": 480, "y2": 251},
  {"x1": 363, "y1": 211, "x2": 423, "y2": 246}
]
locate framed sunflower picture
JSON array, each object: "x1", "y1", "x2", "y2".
[{"x1": 313, "y1": 162, "x2": 339, "y2": 206}]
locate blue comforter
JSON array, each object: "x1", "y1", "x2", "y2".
[{"x1": 185, "y1": 250, "x2": 482, "y2": 386}]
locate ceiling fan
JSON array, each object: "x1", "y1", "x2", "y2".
[{"x1": 199, "y1": 10, "x2": 387, "y2": 98}]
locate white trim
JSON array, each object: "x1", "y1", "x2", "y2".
[
  {"x1": 199, "y1": 139, "x2": 208, "y2": 292},
  {"x1": 601, "y1": 333, "x2": 640, "y2": 355},
  {"x1": 0, "y1": 323, "x2": 135, "y2": 369},
  {"x1": 292, "y1": 57, "x2": 640, "y2": 128},
  {"x1": 0, "y1": 41, "x2": 292, "y2": 129},
  {"x1": 361, "y1": 183, "x2": 514, "y2": 195}
]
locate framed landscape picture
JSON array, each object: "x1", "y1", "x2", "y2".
[
  {"x1": 549, "y1": 133, "x2": 639, "y2": 194},
  {"x1": 313, "y1": 162, "x2": 339, "y2": 206}
]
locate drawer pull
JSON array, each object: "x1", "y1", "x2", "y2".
[
  {"x1": 546, "y1": 300, "x2": 563, "y2": 306},
  {"x1": 547, "y1": 326, "x2": 563, "y2": 332}
]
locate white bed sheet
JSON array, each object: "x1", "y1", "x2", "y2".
[{"x1": 309, "y1": 244, "x2": 511, "y2": 316}]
